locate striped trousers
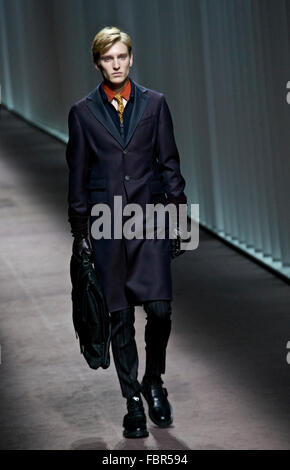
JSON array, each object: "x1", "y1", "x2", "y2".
[{"x1": 110, "y1": 300, "x2": 172, "y2": 399}]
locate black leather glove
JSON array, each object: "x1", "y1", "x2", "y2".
[
  {"x1": 68, "y1": 212, "x2": 93, "y2": 260},
  {"x1": 170, "y1": 226, "x2": 186, "y2": 259},
  {"x1": 72, "y1": 236, "x2": 93, "y2": 261}
]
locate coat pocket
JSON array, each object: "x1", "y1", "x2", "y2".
[
  {"x1": 88, "y1": 177, "x2": 108, "y2": 204},
  {"x1": 138, "y1": 115, "x2": 156, "y2": 128},
  {"x1": 149, "y1": 179, "x2": 165, "y2": 195},
  {"x1": 88, "y1": 177, "x2": 106, "y2": 190}
]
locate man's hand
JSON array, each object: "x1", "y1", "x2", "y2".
[
  {"x1": 73, "y1": 236, "x2": 93, "y2": 261},
  {"x1": 170, "y1": 226, "x2": 186, "y2": 259}
]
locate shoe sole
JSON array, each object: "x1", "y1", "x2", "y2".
[
  {"x1": 141, "y1": 388, "x2": 173, "y2": 428},
  {"x1": 123, "y1": 428, "x2": 149, "y2": 438}
]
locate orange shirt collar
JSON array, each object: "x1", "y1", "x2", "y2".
[{"x1": 102, "y1": 77, "x2": 131, "y2": 102}]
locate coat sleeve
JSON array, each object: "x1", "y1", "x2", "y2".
[
  {"x1": 156, "y1": 95, "x2": 187, "y2": 207},
  {"x1": 66, "y1": 105, "x2": 90, "y2": 237}
]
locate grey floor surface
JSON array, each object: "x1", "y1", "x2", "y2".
[{"x1": 0, "y1": 108, "x2": 290, "y2": 450}]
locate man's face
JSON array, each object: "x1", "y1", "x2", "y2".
[{"x1": 94, "y1": 40, "x2": 133, "y2": 87}]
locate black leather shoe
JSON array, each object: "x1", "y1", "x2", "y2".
[
  {"x1": 123, "y1": 393, "x2": 149, "y2": 438},
  {"x1": 141, "y1": 379, "x2": 173, "y2": 427}
]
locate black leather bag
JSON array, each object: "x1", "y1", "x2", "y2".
[{"x1": 70, "y1": 253, "x2": 111, "y2": 369}]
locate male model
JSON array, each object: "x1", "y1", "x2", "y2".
[{"x1": 66, "y1": 26, "x2": 187, "y2": 438}]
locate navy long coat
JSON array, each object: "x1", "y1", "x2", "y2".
[{"x1": 66, "y1": 78, "x2": 187, "y2": 313}]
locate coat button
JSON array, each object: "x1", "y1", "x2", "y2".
[
  {"x1": 124, "y1": 175, "x2": 130, "y2": 181},
  {"x1": 123, "y1": 149, "x2": 128, "y2": 155}
]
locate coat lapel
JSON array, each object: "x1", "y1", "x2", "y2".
[
  {"x1": 124, "y1": 80, "x2": 148, "y2": 148},
  {"x1": 86, "y1": 79, "x2": 148, "y2": 149}
]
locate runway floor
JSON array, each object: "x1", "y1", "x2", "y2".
[{"x1": 0, "y1": 108, "x2": 290, "y2": 450}]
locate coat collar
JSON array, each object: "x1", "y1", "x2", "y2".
[{"x1": 86, "y1": 78, "x2": 148, "y2": 149}]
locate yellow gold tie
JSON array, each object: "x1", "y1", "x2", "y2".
[{"x1": 114, "y1": 93, "x2": 125, "y2": 124}]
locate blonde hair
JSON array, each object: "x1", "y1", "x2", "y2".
[{"x1": 91, "y1": 26, "x2": 132, "y2": 65}]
